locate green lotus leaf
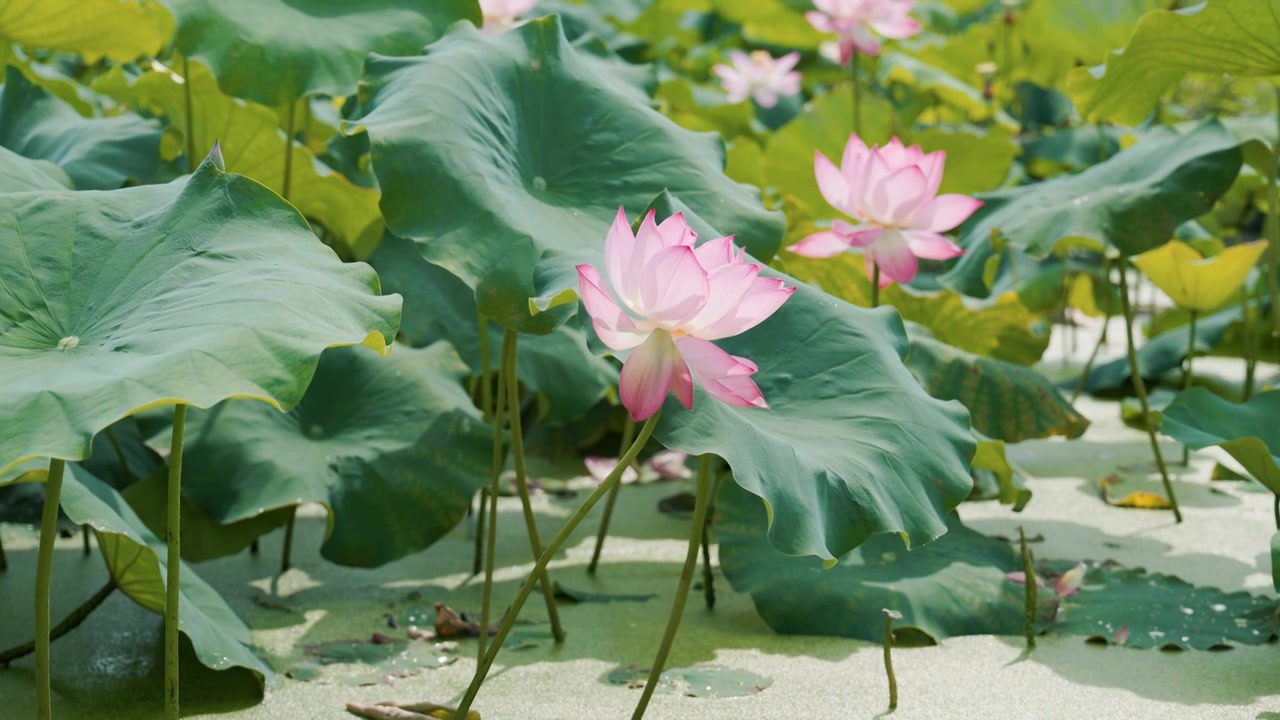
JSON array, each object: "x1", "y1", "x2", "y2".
[
  {"x1": 1022, "y1": 125, "x2": 1124, "y2": 180},
  {"x1": 1051, "y1": 561, "x2": 1279, "y2": 649},
  {"x1": 906, "y1": 326, "x2": 1089, "y2": 443},
  {"x1": 941, "y1": 120, "x2": 1243, "y2": 295},
  {"x1": 654, "y1": 78, "x2": 755, "y2": 140},
  {"x1": 1081, "y1": 303, "x2": 1242, "y2": 394},
  {"x1": 175, "y1": 342, "x2": 491, "y2": 568},
  {"x1": 711, "y1": 0, "x2": 823, "y2": 49},
  {"x1": 629, "y1": 201, "x2": 975, "y2": 560},
  {"x1": 93, "y1": 62, "x2": 384, "y2": 258},
  {"x1": 1018, "y1": 0, "x2": 1163, "y2": 88},
  {"x1": 0, "y1": 146, "x2": 72, "y2": 192},
  {"x1": 1132, "y1": 239, "x2": 1267, "y2": 314},
  {"x1": 0, "y1": 67, "x2": 162, "y2": 190},
  {"x1": 1161, "y1": 388, "x2": 1280, "y2": 495},
  {"x1": 156, "y1": 0, "x2": 479, "y2": 106},
  {"x1": 0, "y1": 159, "x2": 400, "y2": 476},
  {"x1": 717, "y1": 481, "x2": 1029, "y2": 642},
  {"x1": 0, "y1": 0, "x2": 175, "y2": 62},
  {"x1": 1068, "y1": 0, "x2": 1280, "y2": 125},
  {"x1": 971, "y1": 435, "x2": 1030, "y2": 511},
  {"x1": 877, "y1": 52, "x2": 1016, "y2": 128},
  {"x1": 58, "y1": 464, "x2": 276, "y2": 686},
  {"x1": 352, "y1": 16, "x2": 784, "y2": 331},
  {"x1": 369, "y1": 232, "x2": 616, "y2": 424}
]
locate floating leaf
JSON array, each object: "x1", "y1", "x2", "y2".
[
  {"x1": 1161, "y1": 388, "x2": 1280, "y2": 496},
  {"x1": 0, "y1": 67, "x2": 162, "y2": 189},
  {"x1": 176, "y1": 343, "x2": 490, "y2": 567},
  {"x1": 58, "y1": 464, "x2": 276, "y2": 686},
  {"x1": 552, "y1": 583, "x2": 656, "y2": 604},
  {"x1": 0, "y1": 0, "x2": 175, "y2": 62},
  {"x1": 352, "y1": 16, "x2": 783, "y2": 331},
  {"x1": 0, "y1": 159, "x2": 400, "y2": 476},
  {"x1": 158, "y1": 0, "x2": 479, "y2": 106},
  {"x1": 1131, "y1": 239, "x2": 1266, "y2": 314}
]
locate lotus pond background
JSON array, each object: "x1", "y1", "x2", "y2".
[{"x1": 0, "y1": 0, "x2": 1278, "y2": 718}]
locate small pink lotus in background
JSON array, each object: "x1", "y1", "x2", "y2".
[
  {"x1": 807, "y1": 0, "x2": 921, "y2": 61},
  {"x1": 478, "y1": 0, "x2": 537, "y2": 34},
  {"x1": 712, "y1": 50, "x2": 802, "y2": 108},
  {"x1": 788, "y1": 134, "x2": 982, "y2": 288},
  {"x1": 577, "y1": 209, "x2": 794, "y2": 421},
  {"x1": 646, "y1": 450, "x2": 693, "y2": 480},
  {"x1": 585, "y1": 456, "x2": 639, "y2": 485}
]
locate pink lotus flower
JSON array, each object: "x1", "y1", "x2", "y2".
[
  {"x1": 584, "y1": 456, "x2": 639, "y2": 485},
  {"x1": 788, "y1": 135, "x2": 982, "y2": 288},
  {"x1": 712, "y1": 50, "x2": 802, "y2": 108},
  {"x1": 478, "y1": 0, "x2": 537, "y2": 34},
  {"x1": 577, "y1": 209, "x2": 794, "y2": 421},
  {"x1": 807, "y1": 0, "x2": 921, "y2": 61},
  {"x1": 646, "y1": 450, "x2": 693, "y2": 480}
]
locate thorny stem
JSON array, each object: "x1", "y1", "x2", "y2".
[
  {"x1": 587, "y1": 414, "x2": 637, "y2": 575},
  {"x1": 1071, "y1": 260, "x2": 1114, "y2": 403},
  {"x1": 455, "y1": 413, "x2": 662, "y2": 719},
  {"x1": 1117, "y1": 266, "x2": 1182, "y2": 523},
  {"x1": 35, "y1": 458, "x2": 67, "y2": 720},
  {"x1": 1, "y1": 580, "x2": 116, "y2": 666},
  {"x1": 281, "y1": 99, "x2": 296, "y2": 201},
  {"x1": 1180, "y1": 311, "x2": 1198, "y2": 466},
  {"x1": 165, "y1": 404, "x2": 188, "y2": 720},
  {"x1": 503, "y1": 331, "x2": 565, "y2": 643},
  {"x1": 871, "y1": 262, "x2": 881, "y2": 308},
  {"x1": 182, "y1": 57, "x2": 196, "y2": 172},
  {"x1": 630, "y1": 454, "x2": 714, "y2": 720},
  {"x1": 477, "y1": 331, "x2": 509, "y2": 662},
  {"x1": 1019, "y1": 525, "x2": 1036, "y2": 651},
  {"x1": 883, "y1": 610, "x2": 899, "y2": 712}
]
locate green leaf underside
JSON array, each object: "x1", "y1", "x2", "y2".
[
  {"x1": 59, "y1": 464, "x2": 277, "y2": 687},
  {"x1": 176, "y1": 343, "x2": 491, "y2": 568},
  {"x1": 353, "y1": 15, "x2": 784, "y2": 332},
  {"x1": 158, "y1": 0, "x2": 480, "y2": 106},
  {"x1": 0, "y1": 160, "x2": 400, "y2": 475},
  {"x1": 1161, "y1": 388, "x2": 1280, "y2": 496}
]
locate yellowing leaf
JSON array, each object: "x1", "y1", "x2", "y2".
[
  {"x1": 1108, "y1": 491, "x2": 1173, "y2": 510},
  {"x1": 1131, "y1": 239, "x2": 1266, "y2": 313},
  {"x1": 0, "y1": 0, "x2": 175, "y2": 62}
]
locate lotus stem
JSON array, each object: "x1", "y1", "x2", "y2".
[
  {"x1": 249, "y1": 539, "x2": 259, "y2": 555},
  {"x1": 454, "y1": 413, "x2": 662, "y2": 719},
  {"x1": 631, "y1": 454, "x2": 713, "y2": 720},
  {"x1": 0, "y1": 531, "x2": 7, "y2": 572},
  {"x1": 700, "y1": 502, "x2": 715, "y2": 610},
  {"x1": 165, "y1": 403, "x2": 187, "y2": 720},
  {"x1": 103, "y1": 426, "x2": 135, "y2": 485},
  {"x1": 472, "y1": 315, "x2": 493, "y2": 576},
  {"x1": 503, "y1": 331, "x2": 565, "y2": 643},
  {"x1": 35, "y1": 457, "x2": 67, "y2": 720},
  {"x1": 883, "y1": 609, "x2": 900, "y2": 712},
  {"x1": 281, "y1": 99, "x2": 296, "y2": 201},
  {"x1": 1019, "y1": 525, "x2": 1035, "y2": 651},
  {"x1": 1117, "y1": 266, "x2": 1182, "y2": 523},
  {"x1": 1, "y1": 580, "x2": 116, "y2": 666},
  {"x1": 182, "y1": 57, "x2": 196, "y2": 172},
  {"x1": 1071, "y1": 260, "x2": 1114, "y2": 403},
  {"x1": 280, "y1": 507, "x2": 297, "y2": 573},
  {"x1": 1180, "y1": 311, "x2": 1198, "y2": 465},
  {"x1": 587, "y1": 414, "x2": 637, "y2": 575},
  {"x1": 477, "y1": 333, "x2": 509, "y2": 663},
  {"x1": 850, "y1": 49, "x2": 861, "y2": 137},
  {"x1": 1243, "y1": 288, "x2": 1257, "y2": 401},
  {"x1": 871, "y1": 262, "x2": 881, "y2": 308},
  {"x1": 1268, "y1": 86, "x2": 1280, "y2": 345},
  {"x1": 81, "y1": 525, "x2": 90, "y2": 556},
  {"x1": 1273, "y1": 493, "x2": 1279, "y2": 530}
]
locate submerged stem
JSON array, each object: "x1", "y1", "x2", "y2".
[
  {"x1": 1117, "y1": 265, "x2": 1182, "y2": 523},
  {"x1": 477, "y1": 335, "x2": 509, "y2": 662},
  {"x1": 35, "y1": 458, "x2": 67, "y2": 720},
  {"x1": 631, "y1": 454, "x2": 714, "y2": 720},
  {"x1": 503, "y1": 331, "x2": 564, "y2": 643},
  {"x1": 1, "y1": 580, "x2": 116, "y2": 666},
  {"x1": 165, "y1": 403, "x2": 188, "y2": 720},
  {"x1": 587, "y1": 414, "x2": 637, "y2": 575},
  {"x1": 454, "y1": 414, "x2": 662, "y2": 719}
]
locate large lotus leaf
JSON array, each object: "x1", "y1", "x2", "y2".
[
  {"x1": 941, "y1": 120, "x2": 1243, "y2": 290},
  {"x1": 1052, "y1": 561, "x2": 1279, "y2": 649},
  {"x1": 711, "y1": 0, "x2": 823, "y2": 49},
  {"x1": 1068, "y1": 0, "x2": 1280, "y2": 125},
  {"x1": 906, "y1": 327, "x2": 1089, "y2": 443},
  {"x1": 1080, "y1": 302, "x2": 1242, "y2": 394},
  {"x1": 1131, "y1": 239, "x2": 1266, "y2": 314},
  {"x1": 1161, "y1": 388, "x2": 1280, "y2": 496},
  {"x1": 157, "y1": 0, "x2": 479, "y2": 106},
  {"x1": 0, "y1": 67, "x2": 162, "y2": 190},
  {"x1": 0, "y1": 146, "x2": 72, "y2": 192},
  {"x1": 0, "y1": 160, "x2": 401, "y2": 476},
  {"x1": 625, "y1": 202, "x2": 975, "y2": 561},
  {"x1": 351, "y1": 16, "x2": 784, "y2": 331},
  {"x1": 369, "y1": 232, "x2": 616, "y2": 423},
  {"x1": 716, "y1": 481, "x2": 1028, "y2": 642},
  {"x1": 1017, "y1": 0, "x2": 1163, "y2": 88},
  {"x1": 775, "y1": 246, "x2": 1049, "y2": 365},
  {"x1": 176, "y1": 343, "x2": 491, "y2": 568},
  {"x1": 58, "y1": 464, "x2": 277, "y2": 686},
  {"x1": 93, "y1": 62, "x2": 384, "y2": 259},
  {"x1": 0, "y1": 0, "x2": 175, "y2": 62}
]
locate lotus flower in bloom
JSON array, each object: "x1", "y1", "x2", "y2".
[
  {"x1": 478, "y1": 0, "x2": 537, "y2": 34},
  {"x1": 712, "y1": 50, "x2": 802, "y2": 108},
  {"x1": 788, "y1": 134, "x2": 982, "y2": 288},
  {"x1": 807, "y1": 0, "x2": 921, "y2": 61},
  {"x1": 577, "y1": 209, "x2": 794, "y2": 421}
]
